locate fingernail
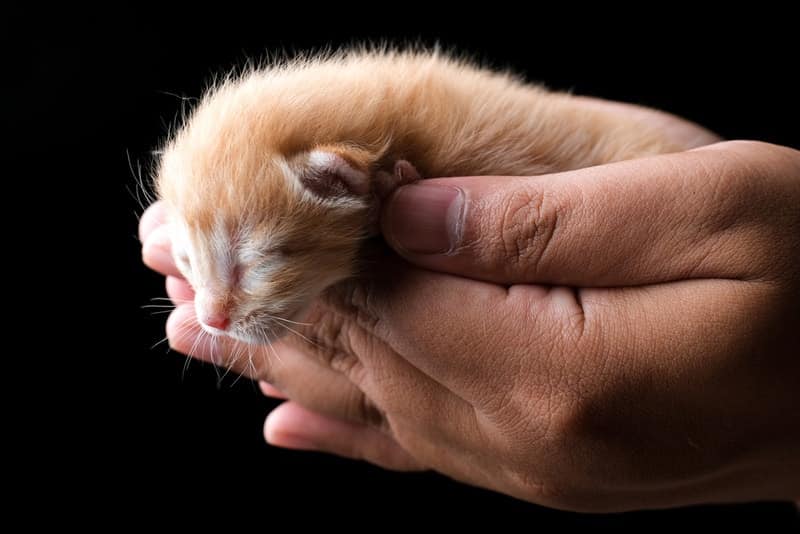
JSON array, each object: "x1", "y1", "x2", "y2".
[{"x1": 384, "y1": 184, "x2": 464, "y2": 254}]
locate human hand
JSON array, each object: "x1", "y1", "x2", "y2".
[
  {"x1": 370, "y1": 140, "x2": 800, "y2": 510},
  {"x1": 142, "y1": 136, "x2": 799, "y2": 511}
]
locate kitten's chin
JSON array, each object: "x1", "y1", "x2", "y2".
[
  {"x1": 199, "y1": 323, "x2": 229, "y2": 337},
  {"x1": 230, "y1": 305, "x2": 313, "y2": 345},
  {"x1": 227, "y1": 323, "x2": 290, "y2": 345}
]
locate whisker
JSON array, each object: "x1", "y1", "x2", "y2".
[
  {"x1": 268, "y1": 315, "x2": 313, "y2": 327},
  {"x1": 271, "y1": 321, "x2": 319, "y2": 348},
  {"x1": 247, "y1": 343, "x2": 256, "y2": 379},
  {"x1": 186, "y1": 323, "x2": 206, "y2": 364},
  {"x1": 151, "y1": 312, "x2": 194, "y2": 350},
  {"x1": 217, "y1": 339, "x2": 235, "y2": 385},
  {"x1": 229, "y1": 343, "x2": 248, "y2": 387},
  {"x1": 175, "y1": 317, "x2": 203, "y2": 380},
  {"x1": 228, "y1": 341, "x2": 244, "y2": 371},
  {"x1": 149, "y1": 300, "x2": 194, "y2": 306},
  {"x1": 126, "y1": 149, "x2": 157, "y2": 216},
  {"x1": 263, "y1": 327, "x2": 284, "y2": 366},
  {"x1": 150, "y1": 335, "x2": 170, "y2": 350},
  {"x1": 181, "y1": 352, "x2": 193, "y2": 379}
]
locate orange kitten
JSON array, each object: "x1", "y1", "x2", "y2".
[{"x1": 157, "y1": 50, "x2": 697, "y2": 343}]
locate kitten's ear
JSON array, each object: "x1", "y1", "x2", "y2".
[{"x1": 296, "y1": 145, "x2": 373, "y2": 198}]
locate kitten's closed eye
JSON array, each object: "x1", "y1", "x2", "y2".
[
  {"x1": 247, "y1": 261, "x2": 278, "y2": 277},
  {"x1": 272, "y1": 244, "x2": 300, "y2": 256}
]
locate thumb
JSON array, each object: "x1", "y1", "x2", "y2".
[{"x1": 380, "y1": 143, "x2": 773, "y2": 286}]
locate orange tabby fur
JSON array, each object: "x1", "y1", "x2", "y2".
[{"x1": 156, "y1": 50, "x2": 690, "y2": 343}]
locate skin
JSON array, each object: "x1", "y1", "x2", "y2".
[{"x1": 141, "y1": 103, "x2": 800, "y2": 512}]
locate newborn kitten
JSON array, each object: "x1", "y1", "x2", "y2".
[{"x1": 156, "y1": 50, "x2": 682, "y2": 344}]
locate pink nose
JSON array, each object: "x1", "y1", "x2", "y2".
[{"x1": 201, "y1": 312, "x2": 230, "y2": 331}]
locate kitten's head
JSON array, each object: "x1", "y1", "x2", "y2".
[{"x1": 157, "y1": 124, "x2": 378, "y2": 343}]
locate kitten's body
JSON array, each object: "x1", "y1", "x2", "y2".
[{"x1": 157, "y1": 51, "x2": 697, "y2": 343}]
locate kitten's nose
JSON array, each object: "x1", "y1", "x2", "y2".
[
  {"x1": 196, "y1": 289, "x2": 231, "y2": 332},
  {"x1": 201, "y1": 312, "x2": 230, "y2": 331}
]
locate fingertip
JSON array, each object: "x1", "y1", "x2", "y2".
[
  {"x1": 263, "y1": 403, "x2": 424, "y2": 471},
  {"x1": 166, "y1": 276, "x2": 193, "y2": 302},
  {"x1": 259, "y1": 381, "x2": 287, "y2": 399},
  {"x1": 264, "y1": 402, "x2": 318, "y2": 449},
  {"x1": 142, "y1": 226, "x2": 182, "y2": 278},
  {"x1": 163, "y1": 305, "x2": 275, "y2": 377},
  {"x1": 138, "y1": 201, "x2": 168, "y2": 243},
  {"x1": 165, "y1": 304, "x2": 200, "y2": 352},
  {"x1": 263, "y1": 404, "x2": 282, "y2": 444}
]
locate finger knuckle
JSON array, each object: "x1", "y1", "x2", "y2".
[
  {"x1": 690, "y1": 141, "x2": 800, "y2": 279},
  {"x1": 302, "y1": 283, "x2": 385, "y2": 387},
  {"x1": 488, "y1": 186, "x2": 561, "y2": 279},
  {"x1": 716, "y1": 139, "x2": 798, "y2": 161},
  {"x1": 347, "y1": 388, "x2": 386, "y2": 428},
  {"x1": 704, "y1": 140, "x2": 799, "y2": 195},
  {"x1": 302, "y1": 300, "x2": 362, "y2": 375}
]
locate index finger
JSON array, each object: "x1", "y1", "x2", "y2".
[
  {"x1": 138, "y1": 200, "x2": 168, "y2": 243},
  {"x1": 140, "y1": 201, "x2": 184, "y2": 279}
]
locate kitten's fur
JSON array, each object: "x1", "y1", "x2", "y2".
[{"x1": 157, "y1": 50, "x2": 694, "y2": 343}]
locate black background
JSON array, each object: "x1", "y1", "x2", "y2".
[{"x1": 22, "y1": 6, "x2": 798, "y2": 528}]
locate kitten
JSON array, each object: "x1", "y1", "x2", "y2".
[{"x1": 156, "y1": 50, "x2": 700, "y2": 343}]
